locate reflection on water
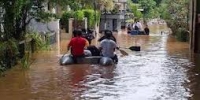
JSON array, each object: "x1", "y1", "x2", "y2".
[{"x1": 0, "y1": 24, "x2": 200, "y2": 100}]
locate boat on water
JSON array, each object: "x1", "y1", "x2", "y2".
[
  {"x1": 128, "y1": 30, "x2": 147, "y2": 35},
  {"x1": 59, "y1": 50, "x2": 115, "y2": 66}
]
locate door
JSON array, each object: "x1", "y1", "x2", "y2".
[{"x1": 113, "y1": 19, "x2": 117, "y2": 31}]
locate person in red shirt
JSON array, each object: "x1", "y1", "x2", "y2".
[{"x1": 67, "y1": 29, "x2": 87, "y2": 63}]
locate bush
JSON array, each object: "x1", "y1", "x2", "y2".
[
  {"x1": 60, "y1": 11, "x2": 74, "y2": 32},
  {"x1": 74, "y1": 10, "x2": 84, "y2": 21},
  {"x1": 0, "y1": 38, "x2": 19, "y2": 72},
  {"x1": 83, "y1": 9, "x2": 95, "y2": 28},
  {"x1": 176, "y1": 28, "x2": 189, "y2": 42}
]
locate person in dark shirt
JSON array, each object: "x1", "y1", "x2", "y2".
[
  {"x1": 81, "y1": 28, "x2": 95, "y2": 45},
  {"x1": 98, "y1": 30, "x2": 116, "y2": 42},
  {"x1": 144, "y1": 25, "x2": 150, "y2": 35}
]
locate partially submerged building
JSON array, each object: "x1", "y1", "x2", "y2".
[{"x1": 99, "y1": 0, "x2": 128, "y2": 32}]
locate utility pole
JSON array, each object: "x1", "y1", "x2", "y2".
[{"x1": 104, "y1": 8, "x2": 107, "y2": 30}]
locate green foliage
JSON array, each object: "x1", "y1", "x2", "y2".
[
  {"x1": 176, "y1": 28, "x2": 189, "y2": 42},
  {"x1": 0, "y1": 0, "x2": 71, "y2": 73},
  {"x1": 70, "y1": 0, "x2": 114, "y2": 12},
  {"x1": 0, "y1": 38, "x2": 19, "y2": 71},
  {"x1": 135, "y1": 10, "x2": 143, "y2": 19},
  {"x1": 127, "y1": 1, "x2": 143, "y2": 19},
  {"x1": 19, "y1": 31, "x2": 52, "y2": 69},
  {"x1": 35, "y1": 12, "x2": 58, "y2": 23},
  {"x1": 154, "y1": 0, "x2": 163, "y2": 6},
  {"x1": 160, "y1": 0, "x2": 189, "y2": 29},
  {"x1": 159, "y1": 4, "x2": 171, "y2": 19},
  {"x1": 147, "y1": 7, "x2": 160, "y2": 18},
  {"x1": 0, "y1": 39, "x2": 19, "y2": 58},
  {"x1": 60, "y1": 11, "x2": 74, "y2": 30},
  {"x1": 26, "y1": 32, "x2": 50, "y2": 51},
  {"x1": 138, "y1": 0, "x2": 156, "y2": 16},
  {"x1": 60, "y1": 9, "x2": 100, "y2": 29},
  {"x1": 61, "y1": 11, "x2": 74, "y2": 24},
  {"x1": 0, "y1": 65, "x2": 5, "y2": 77},
  {"x1": 0, "y1": 0, "x2": 63, "y2": 41},
  {"x1": 69, "y1": 2, "x2": 82, "y2": 11},
  {"x1": 74, "y1": 10, "x2": 84, "y2": 21},
  {"x1": 83, "y1": 9, "x2": 95, "y2": 28},
  {"x1": 20, "y1": 51, "x2": 31, "y2": 69},
  {"x1": 96, "y1": 11, "x2": 101, "y2": 25},
  {"x1": 111, "y1": 4, "x2": 120, "y2": 14},
  {"x1": 158, "y1": 0, "x2": 190, "y2": 41}
]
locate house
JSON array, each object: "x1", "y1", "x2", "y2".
[{"x1": 99, "y1": 0, "x2": 128, "y2": 32}]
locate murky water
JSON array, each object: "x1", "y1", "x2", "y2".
[{"x1": 0, "y1": 23, "x2": 200, "y2": 100}]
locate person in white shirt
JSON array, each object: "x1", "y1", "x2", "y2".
[{"x1": 132, "y1": 21, "x2": 143, "y2": 31}]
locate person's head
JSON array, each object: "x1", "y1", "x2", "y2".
[
  {"x1": 81, "y1": 28, "x2": 86, "y2": 33},
  {"x1": 73, "y1": 29, "x2": 82, "y2": 37},
  {"x1": 104, "y1": 30, "x2": 112, "y2": 39}
]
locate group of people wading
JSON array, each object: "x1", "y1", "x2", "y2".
[{"x1": 67, "y1": 29, "x2": 118, "y2": 64}]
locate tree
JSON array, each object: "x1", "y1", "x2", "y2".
[
  {"x1": 0, "y1": 0, "x2": 75, "y2": 40},
  {"x1": 154, "y1": 0, "x2": 162, "y2": 6},
  {"x1": 138, "y1": 0, "x2": 156, "y2": 17},
  {"x1": 127, "y1": 0, "x2": 143, "y2": 19},
  {"x1": 0, "y1": 0, "x2": 73, "y2": 69}
]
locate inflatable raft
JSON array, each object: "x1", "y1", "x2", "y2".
[
  {"x1": 128, "y1": 30, "x2": 147, "y2": 35},
  {"x1": 59, "y1": 50, "x2": 115, "y2": 66}
]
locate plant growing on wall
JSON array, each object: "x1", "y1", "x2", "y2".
[
  {"x1": 60, "y1": 11, "x2": 74, "y2": 32},
  {"x1": 74, "y1": 10, "x2": 84, "y2": 21},
  {"x1": 83, "y1": 9, "x2": 95, "y2": 28}
]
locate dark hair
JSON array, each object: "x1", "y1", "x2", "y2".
[
  {"x1": 104, "y1": 30, "x2": 112, "y2": 38},
  {"x1": 73, "y1": 29, "x2": 82, "y2": 37}
]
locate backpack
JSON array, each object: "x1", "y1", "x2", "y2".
[
  {"x1": 87, "y1": 45, "x2": 100, "y2": 56},
  {"x1": 87, "y1": 33, "x2": 94, "y2": 40},
  {"x1": 134, "y1": 25, "x2": 139, "y2": 30}
]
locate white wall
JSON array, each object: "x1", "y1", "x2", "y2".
[{"x1": 28, "y1": 19, "x2": 60, "y2": 34}]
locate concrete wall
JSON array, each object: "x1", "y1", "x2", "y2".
[
  {"x1": 28, "y1": 19, "x2": 60, "y2": 44},
  {"x1": 28, "y1": 19, "x2": 60, "y2": 34},
  {"x1": 100, "y1": 18, "x2": 122, "y2": 32},
  {"x1": 99, "y1": 14, "x2": 124, "y2": 32}
]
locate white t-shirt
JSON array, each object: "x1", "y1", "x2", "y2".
[
  {"x1": 99, "y1": 39, "x2": 116, "y2": 57},
  {"x1": 133, "y1": 22, "x2": 143, "y2": 30}
]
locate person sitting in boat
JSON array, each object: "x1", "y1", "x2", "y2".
[
  {"x1": 99, "y1": 30, "x2": 118, "y2": 63},
  {"x1": 67, "y1": 29, "x2": 88, "y2": 63},
  {"x1": 73, "y1": 29, "x2": 89, "y2": 48},
  {"x1": 81, "y1": 28, "x2": 95, "y2": 45},
  {"x1": 132, "y1": 20, "x2": 143, "y2": 31},
  {"x1": 85, "y1": 30, "x2": 117, "y2": 56},
  {"x1": 98, "y1": 30, "x2": 116, "y2": 42}
]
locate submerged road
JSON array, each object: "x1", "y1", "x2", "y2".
[{"x1": 0, "y1": 24, "x2": 200, "y2": 100}]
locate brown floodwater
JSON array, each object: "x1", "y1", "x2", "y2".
[{"x1": 0, "y1": 23, "x2": 200, "y2": 100}]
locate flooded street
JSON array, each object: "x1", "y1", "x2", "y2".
[{"x1": 0, "y1": 24, "x2": 200, "y2": 100}]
